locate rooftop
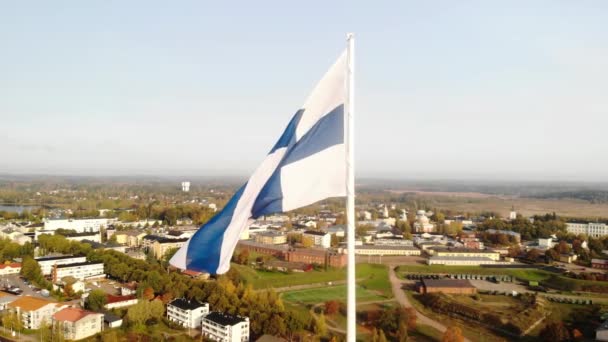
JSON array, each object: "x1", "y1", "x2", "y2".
[
  {"x1": 53, "y1": 307, "x2": 100, "y2": 322},
  {"x1": 35, "y1": 255, "x2": 82, "y2": 262},
  {"x1": 437, "y1": 248, "x2": 499, "y2": 254},
  {"x1": 303, "y1": 230, "x2": 328, "y2": 236},
  {"x1": 422, "y1": 279, "x2": 475, "y2": 288},
  {"x1": 430, "y1": 256, "x2": 495, "y2": 261},
  {"x1": 8, "y1": 296, "x2": 55, "y2": 311},
  {"x1": 106, "y1": 294, "x2": 136, "y2": 304},
  {"x1": 0, "y1": 263, "x2": 21, "y2": 269},
  {"x1": 56, "y1": 261, "x2": 103, "y2": 269},
  {"x1": 356, "y1": 245, "x2": 419, "y2": 251},
  {"x1": 204, "y1": 311, "x2": 248, "y2": 326},
  {"x1": 169, "y1": 298, "x2": 208, "y2": 311}
]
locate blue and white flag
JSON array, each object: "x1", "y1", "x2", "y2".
[{"x1": 170, "y1": 51, "x2": 347, "y2": 274}]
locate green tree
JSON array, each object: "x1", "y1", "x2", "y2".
[
  {"x1": 149, "y1": 299, "x2": 165, "y2": 320},
  {"x1": 314, "y1": 313, "x2": 327, "y2": 336},
  {"x1": 86, "y1": 289, "x2": 107, "y2": 311}
]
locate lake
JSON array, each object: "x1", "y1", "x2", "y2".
[{"x1": 0, "y1": 205, "x2": 40, "y2": 213}]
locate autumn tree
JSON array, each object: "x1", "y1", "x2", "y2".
[
  {"x1": 442, "y1": 326, "x2": 464, "y2": 342},
  {"x1": 314, "y1": 313, "x2": 327, "y2": 336},
  {"x1": 540, "y1": 322, "x2": 571, "y2": 341},
  {"x1": 325, "y1": 300, "x2": 340, "y2": 315},
  {"x1": 142, "y1": 287, "x2": 155, "y2": 300}
]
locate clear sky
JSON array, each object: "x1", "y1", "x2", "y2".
[{"x1": 1, "y1": 1, "x2": 607, "y2": 181}]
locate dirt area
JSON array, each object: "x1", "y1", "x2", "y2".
[{"x1": 389, "y1": 191, "x2": 608, "y2": 218}]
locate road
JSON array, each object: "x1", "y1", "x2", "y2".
[{"x1": 388, "y1": 264, "x2": 472, "y2": 342}]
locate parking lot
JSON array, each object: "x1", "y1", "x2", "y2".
[{"x1": 0, "y1": 274, "x2": 48, "y2": 299}]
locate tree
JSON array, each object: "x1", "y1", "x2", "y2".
[
  {"x1": 302, "y1": 236, "x2": 314, "y2": 248},
  {"x1": 526, "y1": 249, "x2": 541, "y2": 261},
  {"x1": 556, "y1": 241, "x2": 571, "y2": 254},
  {"x1": 545, "y1": 249, "x2": 560, "y2": 261},
  {"x1": 149, "y1": 299, "x2": 165, "y2": 321},
  {"x1": 540, "y1": 322, "x2": 571, "y2": 341},
  {"x1": 378, "y1": 329, "x2": 388, "y2": 342},
  {"x1": 314, "y1": 313, "x2": 327, "y2": 336},
  {"x1": 325, "y1": 300, "x2": 340, "y2": 315},
  {"x1": 86, "y1": 289, "x2": 107, "y2": 311},
  {"x1": 442, "y1": 326, "x2": 464, "y2": 342},
  {"x1": 398, "y1": 320, "x2": 409, "y2": 342},
  {"x1": 127, "y1": 301, "x2": 149, "y2": 328},
  {"x1": 142, "y1": 287, "x2": 155, "y2": 300}
]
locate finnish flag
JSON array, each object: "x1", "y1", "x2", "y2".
[{"x1": 170, "y1": 51, "x2": 347, "y2": 274}]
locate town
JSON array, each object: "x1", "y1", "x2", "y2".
[{"x1": 2, "y1": 180, "x2": 608, "y2": 341}]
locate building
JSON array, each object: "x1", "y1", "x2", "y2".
[
  {"x1": 152, "y1": 237, "x2": 188, "y2": 259},
  {"x1": 354, "y1": 245, "x2": 421, "y2": 256},
  {"x1": 167, "y1": 298, "x2": 210, "y2": 329},
  {"x1": 35, "y1": 255, "x2": 87, "y2": 276},
  {"x1": 7, "y1": 296, "x2": 65, "y2": 329},
  {"x1": 52, "y1": 307, "x2": 104, "y2": 340},
  {"x1": 567, "y1": 222, "x2": 608, "y2": 238},
  {"x1": 484, "y1": 229, "x2": 521, "y2": 243},
  {"x1": 201, "y1": 312, "x2": 250, "y2": 342},
  {"x1": 559, "y1": 254, "x2": 578, "y2": 264},
  {"x1": 254, "y1": 231, "x2": 287, "y2": 245},
  {"x1": 236, "y1": 241, "x2": 288, "y2": 257},
  {"x1": 52, "y1": 262, "x2": 105, "y2": 282},
  {"x1": 414, "y1": 210, "x2": 435, "y2": 233},
  {"x1": 104, "y1": 312, "x2": 123, "y2": 328},
  {"x1": 374, "y1": 238, "x2": 414, "y2": 246},
  {"x1": 284, "y1": 248, "x2": 346, "y2": 268},
  {"x1": 537, "y1": 238, "x2": 555, "y2": 249},
  {"x1": 434, "y1": 249, "x2": 500, "y2": 261},
  {"x1": 592, "y1": 259, "x2": 608, "y2": 269},
  {"x1": 302, "y1": 230, "x2": 331, "y2": 248},
  {"x1": 428, "y1": 256, "x2": 503, "y2": 266},
  {"x1": 43, "y1": 218, "x2": 116, "y2": 233},
  {"x1": 114, "y1": 230, "x2": 147, "y2": 247},
  {"x1": 0, "y1": 263, "x2": 21, "y2": 276},
  {"x1": 61, "y1": 231, "x2": 102, "y2": 243},
  {"x1": 418, "y1": 279, "x2": 477, "y2": 295},
  {"x1": 0, "y1": 292, "x2": 17, "y2": 310},
  {"x1": 104, "y1": 295, "x2": 138, "y2": 310}
]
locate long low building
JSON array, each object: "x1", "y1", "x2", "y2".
[
  {"x1": 428, "y1": 256, "x2": 504, "y2": 266},
  {"x1": 36, "y1": 255, "x2": 87, "y2": 276},
  {"x1": 52, "y1": 262, "x2": 105, "y2": 282},
  {"x1": 434, "y1": 248, "x2": 500, "y2": 261},
  {"x1": 418, "y1": 279, "x2": 477, "y2": 295},
  {"x1": 354, "y1": 245, "x2": 421, "y2": 256},
  {"x1": 567, "y1": 222, "x2": 608, "y2": 238}
]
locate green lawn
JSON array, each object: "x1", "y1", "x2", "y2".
[
  {"x1": 282, "y1": 284, "x2": 387, "y2": 304},
  {"x1": 396, "y1": 264, "x2": 552, "y2": 282},
  {"x1": 234, "y1": 263, "x2": 392, "y2": 295}
]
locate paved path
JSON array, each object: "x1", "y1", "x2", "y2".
[{"x1": 388, "y1": 265, "x2": 472, "y2": 342}]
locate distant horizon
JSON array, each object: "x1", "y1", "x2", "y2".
[
  {"x1": 2, "y1": 171, "x2": 608, "y2": 186},
  {"x1": 3, "y1": 2, "x2": 608, "y2": 182}
]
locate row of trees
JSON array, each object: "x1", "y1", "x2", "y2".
[
  {"x1": 478, "y1": 215, "x2": 567, "y2": 240},
  {"x1": 37, "y1": 234, "x2": 309, "y2": 339}
]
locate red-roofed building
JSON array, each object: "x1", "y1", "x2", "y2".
[
  {"x1": 182, "y1": 269, "x2": 210, "y2": 280},
  {"x1": 0, "y1": 263, "x2": 21, "y2": 276},
  {"x1": 53, "y1": 307, "x2": 104, "y2": 340},
  {"x1": 103, "y1": 294, "x2": 138, "y2": 310}
]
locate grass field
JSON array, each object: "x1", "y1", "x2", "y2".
[
  {"x1": 396, "y1": 264, "x2": 552, "y2": 282},
  {"x1": 234, "y1": 263, "x2": 391, "y2": 292},
  {"x1": 281, "y1": 284, "x2": 387, "y2": 304}
]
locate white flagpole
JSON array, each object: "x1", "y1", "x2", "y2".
[{"x1": 345, "y1": 32, "x2": 356, "y2": 342}]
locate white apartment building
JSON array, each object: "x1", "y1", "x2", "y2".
[
  {"x1": 567, "y1": 222, "x2": 608, "y2": 238},
  {"x1": 43, "y1": 218, "x2": 117, "y2": 233},
  {"x1": 202, "y1": 312, "x2": 249, "y2": 342},
  {"x1": 36, "y1": 255, "x2": 87, "y2": 276},
  {"x1": 52, "y1": 307, "x2": 104, "y2": 340},
  {"x1": 302, "y1": 230, "x2": 331, "y2": 248},
  {"x1": 167, "y1": 298, "x2": 209, "y2": 329},
  {"x1": 7, "y1": 296, "x2": 66, "y2": 329},
  {"x1": 52, "y1": 262, "x2": 105, "y2": 282}
]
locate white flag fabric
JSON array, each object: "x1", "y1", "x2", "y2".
[{"x1": 170, "y1": 51, "x2": 346, "y2": 274}]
